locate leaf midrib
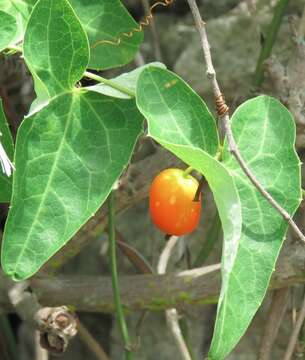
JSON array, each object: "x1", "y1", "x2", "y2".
[
  {"x1": 11, "y1": 94, "x2": 75, "y2": 277},
  {"x1": 146, "y1": 71, "x2": 196, "y2": 148}
]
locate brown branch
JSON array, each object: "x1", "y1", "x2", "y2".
[
  {"x1": 283, "y1": 292, "x2": 305, "y2": 360},
  {"x1": 115, "y1": 230, "x2": 154, "y2": 274},
  {"x1": 258, "y1": 288, "x2": 290, "y2": 360},
  {"x1": 0, "y1": 240, "x2": 302, "y2": 314},
  {"x1": 186, "y1": 0, "x2": 305, "y2": 245},
  {"x1": 22, "y1": 249, "x2": 305, "y2": 313},
  {"x1": 31, "y1": 264, "x2": 221, "y2": 313},
  {"x1": 0, "y1": 268, "x2": 301, "y2": 315}
]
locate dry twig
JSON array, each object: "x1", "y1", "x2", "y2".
[
  {"x1": 78, "y1": 322, "x2": 110, "y2": 360},
  {"x1": 284, "y1": 292, "x2": 305, "y2": 360},
  {"x1": 258, "y1": 288, "x2": 290, "y2": 360},
  {"x1": 35, "y1": 331, "x2": 48, "y2": 360},
  {"x1": 157, "y1": 236, "x2": 192, "y2": 360},
  {"x1": 186, "y1": 0, "x2": 305, "y2": 245}
]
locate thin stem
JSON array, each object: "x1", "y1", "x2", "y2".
[
  {"x1": 35, "y1": 331, "x2": 49, "y2": 360},
  {"x1": 108, "y1": 192, "x2": 133, "y2": 360},
  {"x1": 284, "y1": 293, "x2": 305, "y2": 360},
  {"x1": 179, "y1": 317, "x2": 196, "y2": 359},
  {"x1": 157, "y1": 236, "x2": 192, "y2": 360},
  {"x1": 4, "y1": 45, "x2": 23, "y2": 53},
  {"x1": 194, "y1": 176, "x2": 205, "y2": 202},
  {"x1": 187, "y1": 0, "x2": 305, "y2": 245},
  {"x1": 183, "y1": 166, "x2": 194, "y2": 177},
  {"x1": 253, "y1": 0, "x2": 290, "y2": 89},
  {"x1": 157, "y1": 236, "x2": 179, "y2": 274},
  {"x1": 84, "y1": 71, "x2": 135, "y2": 97},
  {"x1": 78, "y1": 322, "x2": 110, "y2": 360},
  {"x1": 258, "y1": 288, "x2": 290, "y2": 360}
]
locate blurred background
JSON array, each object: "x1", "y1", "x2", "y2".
[{"x1": 1, "y1": 0, "x2": 305, "y2": 359}]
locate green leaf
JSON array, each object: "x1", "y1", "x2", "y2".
[
  {"x1": 23, "y1": 0, "x2": 89, "y2": 98},
  {"x1": 1, "y1": 90, "x2": 143, "y2": 280},
  {"x1": 0, "y1": 10, "x2": 17, "y2": 52},
  {"x1": 87, "y1": 62, "x2": 166, "y2": 99},
  {"x1": 0, "y1": 99, "x2": 14, "y2": 202},
  {"x1": 136, "y1": 67, "x2": 242, "y2": 306},
  {"x1": 136, "y1": 67, "x2": 219, "y2": 156},
  {"x1": 209, "y1": 96, "x2": 301, "y2": 360},
  {"x1": 0, "y1": 0, "x2": 35, "y2": 43},
  {"x1": 70, "y1": 0, "x2": 143, "y2": 70}
]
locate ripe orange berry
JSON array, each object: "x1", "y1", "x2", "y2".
[{"x1": 149, "y1": 168, "x2": 201, "y2": 236}]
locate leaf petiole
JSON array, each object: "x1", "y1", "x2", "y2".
[
  {"x1": 84, "y1": 71, "x2": 135, "y2": 97},
  {"x1": 4, "y1": 45, "x2": 22, "y2": 53}
]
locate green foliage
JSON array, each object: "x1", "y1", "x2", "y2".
[
  {"x1": 137, "y1": 68, "x2": 301, "y2": 359},
  {"x1": 136, "y1": 67, "x2": 220, "y2": 156},
  {"x1": 0, "y1": 0, "x2": 35, "y2": 42},
  {"x1": 0, "y1": 100, "x2": 14, "y2": 203},
  {"x1": 0, "y1": 11, "x2": 17, "y2": 51},
  {"x1": 209, "y1": 96, "x2": 301, "y2": 360},
  {"x1": 1, "y1": 0, "x2": 142, "y2": 71},
  {"x1": 136, "y1": 67, "x2": 242, "y2": 295},
  {"x1": 87, "y1": 62, "x2": 166, "y2": 99},
  {"x1": 69, "y1": 0, "x2": 143, "y2": 70},
  {"x1": 23, "y1": 0, "x2": 89, "y2": 98},
  {"x1": 2, "y1": 91, "x2": 143, "y2": 280}
]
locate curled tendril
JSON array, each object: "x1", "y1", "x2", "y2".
[
  {"x1": 91, "y1": 0, "x2": 174, "y2": 49},
  {"x1": 215, "y1": 94, "x2": 229, "y2": 117}
]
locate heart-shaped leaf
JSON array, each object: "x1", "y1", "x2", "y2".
[
  {"x1": 23, "y1": 0, "x2": 89, "y2": 98},
  {"x1": 1, "y1": 91, "x2": 143, "y2": 280},
  {"x1": 209, "y1": 96, "x2": 301, "y2": 359}
]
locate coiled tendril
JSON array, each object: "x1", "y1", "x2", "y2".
[
  {"x1": 92, "y1": 0, "x2": 174, "y2": 49},
  {"x1": 215, "y1": 93, "x2": 229, "y2": 116}
]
